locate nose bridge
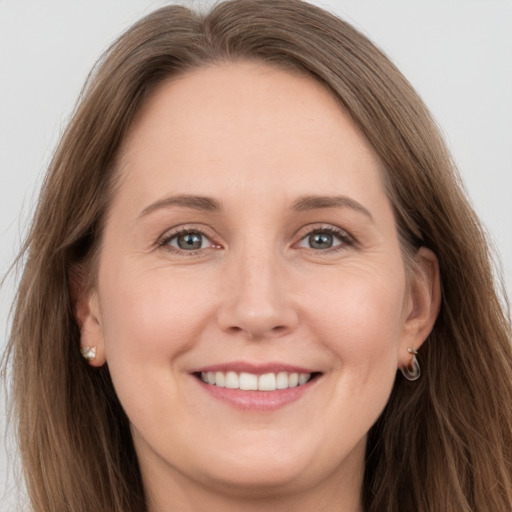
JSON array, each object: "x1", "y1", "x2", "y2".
[{"x1": 217, "y1": 237, "x2": 298, "y2": 339}]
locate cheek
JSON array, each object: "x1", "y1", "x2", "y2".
[
  {"x1": 96, "y1": 265, "x2": 221, "y2": 432},
  {"x1": 282, "y1": 265, "x2": 407, "y2": 471},
  {"x1": 100, "y1": 264, "x2": 213, "y2": 346},
  {"x1": 96, "y1": 265, "x2": 218, "y2": 393},
  {"x1": 303, "y1": 264, "x2": 406, "y2": 370}
]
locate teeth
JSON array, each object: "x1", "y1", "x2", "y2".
[
  {"x1": 216, "y1": 371, "x2": 226, "y2": 387},
  {"x1": 288, "y1": 372, "x2": 299, "y2": 387},
  {"x1": 200, "y1": 371, "x2": 312, "y2": 390},
  {"x1": 239, "y1": 372, "x2": 258, "y2": 390},
  {"x1": 225, "y1": 371, "x2": 239, "y2": 389},
  {"x1": 298, "y1": 373, "x2": 310, "y2": 385},
  {"x1": 258, "y1": 372, "x2": 276, "y2": 391},
  {"x1": 276, "y1": 371, "x2": 289, "y2": 389}
]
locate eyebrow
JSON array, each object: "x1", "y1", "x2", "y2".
[
  {"x1": 138, "y1": 193, "x2": 373, "y2": 221},
  {"x1": 292, "y1": 195, "x2": 374, "y2": 221},
  {"x1": 138, "y1": 194, "x2": 222, "y2": 219}
]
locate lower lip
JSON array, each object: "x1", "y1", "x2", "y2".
[{"x1": 194, "y1": 376, "x2": 319, "y2": 411}]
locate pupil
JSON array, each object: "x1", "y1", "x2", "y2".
[
  {"x1": 178, "y1": 233, "x2": 202, "y2": 250},
  {"x1": 310, "y1": 233, "x2": 332, "y2": 249}
]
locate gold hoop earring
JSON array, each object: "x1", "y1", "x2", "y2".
[
  {"x1": 401, "y1": 347, "x2": 420, "y2": 381},
  {"x1": 80, "y1": 346, "x2": 97, "y2": 361}
]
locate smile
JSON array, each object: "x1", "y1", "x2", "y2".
[
  {"x1": 192, "y1": 364, "x2": 322, "y2": 411},
  {"x1": 199, "y1": 371, "x2": 313, "y2": 391}
]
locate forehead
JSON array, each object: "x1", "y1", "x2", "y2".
[{"x1": 115, "y1": 61, "x2": 386, "y2": 209}]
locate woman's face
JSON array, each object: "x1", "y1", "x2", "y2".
[{"x1": 81, "y1": 62, "x2": 435, "y2": 506}]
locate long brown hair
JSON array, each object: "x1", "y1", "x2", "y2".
[{"x1": 4, "y1": 1, "x2": 512, "y2": 510}]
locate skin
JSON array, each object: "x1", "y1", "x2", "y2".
[{"x1": 78, "y1": 61, "x2": 440, "y2": 511}]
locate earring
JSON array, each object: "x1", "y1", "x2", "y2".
[
  {"x1": 80, "y1": 346, "x2": 97, "y2": 361},
  {"x1": 401, "y1": 347, "x2": 420, "y2": 381}
]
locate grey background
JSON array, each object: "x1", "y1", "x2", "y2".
[{"x1": 1, "y1": 1, "x2": 511, "y2": 508}]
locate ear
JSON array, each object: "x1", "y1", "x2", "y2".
[
  {"x1": 69, "y1": 265, "x2": 106, "y2": 367},
  {"x1": 399, "y1": 247, "x2": 441, "y2": 369}
]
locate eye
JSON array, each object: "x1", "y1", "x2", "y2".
[
  {"x1": 296, "y1": 227, "x2": 352, "y2": 251},
  {"x1": 162, "y1": 230, "x2": 215, "y2": 252}
]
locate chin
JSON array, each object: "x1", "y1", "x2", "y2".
[
  {"x1": 200, "y1": 462, "x2": 309, "y2": 498},
  {"x1": 180, "y1": 435, "x2": 307, "y2": 493}
]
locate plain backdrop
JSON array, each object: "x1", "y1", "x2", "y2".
[{"x1": 1, "y1": 0, "x2": 511, "y2": 507}]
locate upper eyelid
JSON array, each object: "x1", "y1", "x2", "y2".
[
  {"x1": 294, "y1": 223, "x2": 353, "y2": 240},
  {"x1": 158, "y1": 224, "x2": 217, "y2": 243}
]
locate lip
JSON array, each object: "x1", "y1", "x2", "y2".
[
  {"x1": 190, "y1": 361, "x2": 322, "y2": 411},
  {"x1": 190, "y1": 361, "x2": 317, "y2": 375}
]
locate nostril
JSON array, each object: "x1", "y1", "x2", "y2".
[
  {"x1": 270, "y1": 325, "x2": 289, "y2": 336},
  {"x1": 247, "y1": 324, "x2": 290, "y2": 340}
]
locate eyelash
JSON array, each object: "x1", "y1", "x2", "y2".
[
  {"x1": 158, "y1": 227, "x2": 218, "y2": 256},
  {"x1": 157, "y1": 224, "x2": 355, "y2": 256},
  {"x1": 296, "y1": 225, "x2": 355, "y2": 252}
]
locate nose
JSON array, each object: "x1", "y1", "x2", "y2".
[{"x1": 216, "y1": 249, "x2": 299, "y2": 340}]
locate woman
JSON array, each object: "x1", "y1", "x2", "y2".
[{"x1": 3, "y1": 0, "x2": 512, "y2": 510}]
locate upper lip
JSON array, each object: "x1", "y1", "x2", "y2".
[{"x1": 190, "y1": 361, "x2": 319, "y2": 375}]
